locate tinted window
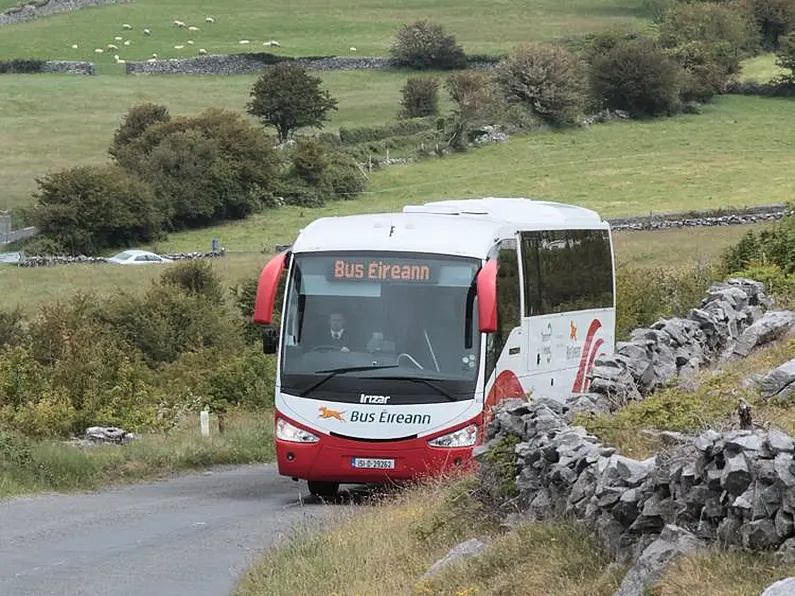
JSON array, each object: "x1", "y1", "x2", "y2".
[
  {"x1": 486, "y1": 242, "x2": 521, "y2": 380},
  {"x1": 520, "y1": 229, "x2": 613, "y2": 315}
]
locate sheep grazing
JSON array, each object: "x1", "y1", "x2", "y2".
[
  {"x1": 143, "y1": 28, "x2": 151, "y2": 36},
  {"x1": 188, "y1": 26, "x2": 199, "y2": 31},
  {"x1": 122, "y1": 23, "x2": 132, "y2": 30},
  {"x1": 95, "y1": 48, "x2": 104, "y2": 53},
  {"x1": 173, "y1": 20, "x2": 186, "y2": 28},
  {"x1": 174, "y1": 44, "x2": 185, "y2": 49},
  {"x1": 198, "y1": 48, "x2": 207, "y2": 55},
  {"x1": 151, "y1": 53, "x2": 158, "y2": 58},
  {"x1": 269, "y1": 40, "x2": 281, "y2": 47},
  {"x1": 205, "y1": 16, "x2": 215, "y2": 23},
  {"x1": 238, "y1": 39, "x2": 250, "y2": 44},
  {"x1": 107, "y1": 43, "x2": 118, "y2": 50},
  {"x1": 123, "y1": 40, "x2": 131, "y2": 46},
  {"x1": 147, "y1": 58, "x2": 156, "y2": 63},
  {"x1": 114, "y1": 36, "x2": 123, "y2": 41},
  {"x1": 350, "y1": 47, "x2": 356, "y2": 51},
  {"x1": 187, "y1": 40, "x2": 194, "y2": 45},
  {"x1": 71, "y1": 43, "x2": 78, "y2": 49}
]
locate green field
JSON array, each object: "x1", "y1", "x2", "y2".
[
  {"x1": 0, "y1": 0, "x2": 649, "y2": 61},
  {"x1": 0, "y1": 70, "x2": 448, "y2": 211}
]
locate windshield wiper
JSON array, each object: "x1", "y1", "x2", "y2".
[
  {"x1": 298, "y1": 365, "x2": 400, "y2": 397},
  {"x1": 376, "y1": 376, "x2": 460, "y2": 402}
]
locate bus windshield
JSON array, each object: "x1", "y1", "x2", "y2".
[{"x1": 279, "y1": 251, "x2": 482, "y2": 404}]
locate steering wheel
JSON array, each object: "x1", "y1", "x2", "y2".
[{"x1": 308, "y1": 345, "x2": 346, "y2": 352}]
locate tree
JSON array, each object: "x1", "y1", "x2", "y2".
[
  {"x1": 494, "y1": 43, "x2": 587, "y2": 126},
  {"x1": 389, "y1": 20, "x2": 468, "y2": 70},
  {"x1": 32, "y1": 164, "x2": 162, "y2": 255},
  {"x1": 109, "y1": 103, "x2": 171, "y2": 159},
  {"x1": 247, "y1": 62, "x2": 338, "y2": 143},
  {"x1": 398, "y1": 76, "x2": 441, "y2": 118},
  {"x1": 113, "y1": 109, "x2": 282, "y2": 230},
  {"x1": 589, "y1": 37, "x2": 682, "y2": 117}
]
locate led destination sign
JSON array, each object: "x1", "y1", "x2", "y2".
[{"x1": 331, "y1": 258, "x2": 435, "y2": 282}]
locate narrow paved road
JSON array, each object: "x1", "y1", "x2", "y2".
[{"x1": 0, "y1": 464, "x2": 355, "y2": 596}]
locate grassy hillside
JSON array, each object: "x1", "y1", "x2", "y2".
[
  {"x1": 0, "y1": 0, "x2": 649, "y2": 61},
  {"x1": 0, "y1": 70, "x2": 447, "y2": 211}
]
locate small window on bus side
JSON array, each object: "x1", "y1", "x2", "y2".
[
  {"x1": 496, "y1": 243, "x2": 521, "y2": 344},
  {"x1": 520, "y1": 229, "x2": 613, "y2": 314}
]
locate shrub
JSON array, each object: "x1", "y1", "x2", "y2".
[
  {"x1": 494, "y1": 42, "x2": 587, "y2": 126},
  {"x1": 109, "y1": 103, "x2": 171, "y2": 159},
  {"x1": 721, "y1": 209, "x2": 795, "y2": 273},
  {"x1": 745, "y1": 0, "x2": 795, "y2": 50},
  {"x1": 0, "y1": 59, "x2": 45, "y2": 73},
  {"x1": 247, "y1": 62, "x2": 339, "y2": 143},
  {"x1": 160, "y1": 260, "x2": 225, "y2": 305},
  {"x1": 658, "y1": 2, "x2": 759, "y2": 54},
  {"x1": 444, "y1": 69, "x2": 500, "y2": 149},
  {"x1": 389, "y1": 20, "x2": 467, "y2": 70},
  {"x1": 730, "y1": 262, "x2": 795, "y2": 307},
  {"x1": 232, "y1": 272, "x2": 286, "y2": 344},
  {"x1": 289, "y1": 137, "x2": 330, "y2": 185},
  {"x1": 0, "y1": 308, "x2": 26, "y2": 350},
  {"x1": 320, "y1": 152, "x2": 367, "y2": 200},
  {"x1": 671, "y1": 41, "x2": 737, "y2": 102},
  {"x1": 398, "y1": 76, "x2": 441, "y2": 119},
  {"x1": 775, "y1": 30, "x2": 795, "y2": 83},
  {"x1": 114, "y1": 109, "x2": 282, "y2": 231},
  {"x1": 31, "y1": 164, "x2": 163, "y2": 256},
  {"x1": 204, "y1": 348, "x2": 277, "y2": 412},
  {"x1": 615, "y1": 262, "x2": 719, "y2": 339},
  {"x1": 589, "y1": 36, "x2": 682, "y2": 117},
  {"x1": 338, "y1": 117, "x2": 437, "y2": 144},
  {"x1": 96, "y1": 284, "x2": 244, "y2": 367}
]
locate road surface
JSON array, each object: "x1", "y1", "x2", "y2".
[{"x1": 0, "y1": 464, "x2": 360, "y2": 596}]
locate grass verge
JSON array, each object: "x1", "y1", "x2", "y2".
[
  {"x1": 579, "y1": 339, "x2": 795, "y2": 459},
  {"x1": 234, "y1": 476, "x2": 624, "y2": 596},
  {"x1": 234, "y1": 473, "x2": 795, "y2": 595},
  {"x1": 0, "y1": 408, "x2": 274, "y2": 499}
]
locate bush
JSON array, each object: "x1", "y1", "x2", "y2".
[
  {"x1": 494, "y1": 42, "x2": 587, "y2": 126},
  {"x1": 109, "y1": 103, "x2": 171, "y2": 159},
  {"x1": 671, "y1": 41, "x2": 737, "y2": 102},
  {"x1": 658, "y1": 2, "x2": 759, "y2": 54},
  {"x1": 615, "y1": 262, "x2": 719, "y2": 339},
  {"x1": 96, "y1": 284, "x2": 244, "y2": 367},
  {"x1": 389, "y1": 20, "x2": 467, "y2": 70},
  {"x1": 160, "y1": 260, "x2": 225, "y2": 305},
  {"x1": 289, "y1": 137, "x2": 329, "y2": 185},
  {"x1": 0, "y1": 59, "x2": 45, "y2": 74},
  {"x1": 721, "y1": 209, "x2": 795, "y2": 274},
  {"x1": 204, "y1": 348, "x2": 276, "y2": 412},
  {"x1": 745, "y1": 0, "x2": 795, "y2": 50},
  {"x1": 0, "y1": 308, "x2": 25, "y2": 350},
  {"x1": 338, "y1": 117, "x2": 437, "y2": 144},
  {"x1": 114, "y1": 109, "x2": 282, "y2": 231},
  {"x1": 247, "y1": 62, "x2": 339, "y2": 143},
  {"x1": 775, "y1": 30, "x2": 795, "y2": 83},
  {"x1": 443, "y1": 69, "x2": 501, "y2": 149},
  {"x1": 320, "y1": 152, "x2": 367, "y2": 200},
  {"x1": 589, "y1": 36, "x2": 682, "y2": 117},
  {"x1": 31, "y1": 164, "x2": 163, "y2": 256},
  {"x1": 398, "y1": 76, "x2": 441, "y2": 119}
]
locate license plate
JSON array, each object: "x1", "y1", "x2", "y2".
[{"x1": 351, "y1": 457, "x2": 395, "y2": 469}]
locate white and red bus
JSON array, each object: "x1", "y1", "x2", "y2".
[{"x1": 253, "y1": 198, "x2": 615, "y2": 497}]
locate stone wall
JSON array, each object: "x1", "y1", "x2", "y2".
[
  {"x1": 41, "y1": 60, "x2": 94, "y2": 74},
  {"x1": 568, "y1": 279, "x2": 795, "y2": 418},
  {"x1": 476, "y1": 398, "x2": 795, "y2": 587},
  {"x1": 0, "y1": 0, "x2": 130, "y2": 26},
  {"x1": 14, "y1": 250, "x2": 224, "y2": 267}
]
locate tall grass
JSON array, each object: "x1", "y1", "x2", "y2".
[{"x1": 0, "y1": 409, "x2": 274, "y2": 499}]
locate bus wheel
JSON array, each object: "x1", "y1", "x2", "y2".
[{"x1": 308, "y1": 481, "x2": 339, "y2": 498}]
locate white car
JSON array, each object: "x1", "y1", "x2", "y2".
[{"x1": 107, "y1": 250, "x2": 173, "y2": 265}]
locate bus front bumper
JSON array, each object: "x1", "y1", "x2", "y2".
[{"x1": 274, "y1": 411, "x2": 480, "y2": 484}]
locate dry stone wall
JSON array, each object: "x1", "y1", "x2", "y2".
[
  {"x1": 567, "y1": 278, "x2": 795, "y2": 418},
  {"x1": 0, "y1": 0, "x2": 130, "y2": 25}
]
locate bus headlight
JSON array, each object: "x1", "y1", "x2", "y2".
[
  {"x1": 276, "y1": 418, "x2": 319, "y2": 443},
  {"x1": 428, "y1": 424, "x2": 478, "y2": 448}
]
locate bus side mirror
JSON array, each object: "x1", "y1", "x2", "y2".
[
  {"x1": 253, "y1": 251, "x2": 288, "y2": 324},
  {"x1": 262, "y1": 325, "x2": 279, "y2": 354},
  {"x1": 477, "y1": 260, "x2": 497, "y2": 334}
]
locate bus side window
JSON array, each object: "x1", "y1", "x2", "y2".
[{"x1": 520, "y1": 229, "x2": 613, "y2": 314}]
